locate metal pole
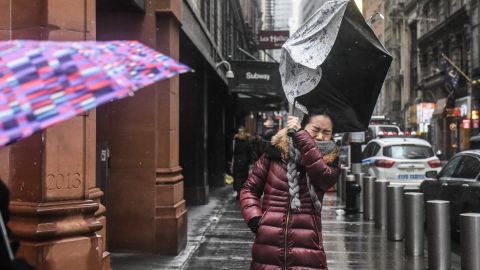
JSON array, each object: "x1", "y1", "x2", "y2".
[
  {"x1": 341, "y1": 167, "x2": 348, "y2": 202},
  {"x1": 338, "y1": 167, "x2": 347, "y2": 198},
  {"x1": 404, "y1": 192, "x2": 424, "y2": 256},
  {"x1": 387, "y1": 185, "x2": 404, "y2": 241},
  {"x1": 375, "y1": 180, "x2": 389, "y2": 230},
  {"x1": 350, "y1": 142, "x2": 362, "y2": 174},
  {"x1": 363, "y1": 175, "x2": 375, "y2": 221},
  {"x1": 461, "y1": 213, "x2": 480, "y2": 270},
  {"x1": 354, "y1": 173, "x2": 365, "y2": 213},
  {"x1": 345, "y1": 175, "x2": 360, "y2": 214},
  {"x1": 427, "y1": 200, "x2": 450, "y2": 270}
]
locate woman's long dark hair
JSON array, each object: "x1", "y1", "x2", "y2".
[{"x1": 300, "y1": 107, "x2": 335, "y2": 128}]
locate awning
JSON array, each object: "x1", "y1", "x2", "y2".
[{"x1": 229, "y1": 61, "x2": 285, "y2": 99}]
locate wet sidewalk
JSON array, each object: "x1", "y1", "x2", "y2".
[
  {"x1": 184, "y1": 192, "x2": 462, "y2": 270},
  {"x1": 112, "y1": 188, "x2": 461, "y2": 269}
]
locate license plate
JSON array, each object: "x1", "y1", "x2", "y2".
[{"x1": 398, "y1": 174, "x2": 424, "y2": 180}]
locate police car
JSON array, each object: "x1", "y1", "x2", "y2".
[{"x1": 362, "y1": 136, "x2": 442, "y2": 190}]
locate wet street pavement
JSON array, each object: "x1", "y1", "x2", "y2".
[
  {"x1": 113, "y1": 187, "x2": 461, "y2": 269},
  {"x1": 183, "y1": 191, "x2": 461, "y2": 270}
]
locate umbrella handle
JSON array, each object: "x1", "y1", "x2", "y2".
[{"x1": 287, "y1": 98, "x2": 297, "y2": 138}]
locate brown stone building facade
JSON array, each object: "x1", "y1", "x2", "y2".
[
  {"x1": 413, "y1": 0, "x2": 480, "y2": 157},
  {"x1": 0, "y1": 0, "x2": 259, "y2": 269},
  {"x1": 0, "y1": 1, "x2": 108, "y2": 269}
]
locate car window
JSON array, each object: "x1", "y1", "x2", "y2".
[
  {"x1": 470, "y1": 141, "x2": 480, "y2": 150},
  {"x1": 363, "y1": 142, "x2": 381, "y2": 159},
  {"x1": 383, "y1": 144, "x2": 433, "y2": 159},
  {"x1": 362, "y1": 143, "x2": 373, "y2": 159},
  {"x1": 452, "y1": 156, "x2": 480, "y2": 179},
  {"x1": 371, "y1": 143, "x2": 381, "y2": 157},
  {"x1": 439, "y1": 156, "x2": 462, "y2": 178}
]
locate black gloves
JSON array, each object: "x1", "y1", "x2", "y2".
[{"x1": 247, "y1": 216, "x2": 261, "y2": 234}]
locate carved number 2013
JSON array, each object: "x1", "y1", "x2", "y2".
[{"x1": 46, "y1": 173, "x2": 82, "y2": 190}]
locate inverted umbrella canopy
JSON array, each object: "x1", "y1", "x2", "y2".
[
  {"x1": 0, "y1": 40, "x2": 191, "y2": 147},
  {"x1": 280, "y1": 0, "x2": 392, "y2": 133}
]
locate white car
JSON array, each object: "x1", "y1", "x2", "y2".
[{"x1": 361, "y1": 137, "x2": 442, "y2": 190}]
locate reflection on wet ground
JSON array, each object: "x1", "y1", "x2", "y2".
[{"x1": 183, "y1": 192, "x2": 461, "y2": 270}]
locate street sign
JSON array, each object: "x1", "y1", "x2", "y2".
[
  {"x1": 446, "y1": 108, "x2": 461, "y2": 117},
  {"x1": 463, "y1": 119, "x2": 470, "y2": 129},
  {"x1": 229, "y1": 61, "x2": 283, "y2": 97},
  {"x1": 258, "y1": 31, "x2": 289, "y2": 49}
]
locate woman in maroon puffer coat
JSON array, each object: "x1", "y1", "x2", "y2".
[{"x1": 240, "y1": 109, "x2": 340, "y2": 270}]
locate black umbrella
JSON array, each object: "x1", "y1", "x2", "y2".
[{"x1": 280, "y1": 0, "x2": 392, "y2": 133}]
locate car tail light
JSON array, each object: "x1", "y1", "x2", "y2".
[
  {"x1": 375, "y1": 159, "x2": 395, "y2": 168},
  {"x1": 428, "y1": 159, "x2": 442, "y2": 168}
]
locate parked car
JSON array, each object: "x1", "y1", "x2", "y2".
[
  {"x1": 362, "y1": 137, "x2": 442, "y2": 191},
  {"x1": 469, "y1": 135, "x2": 480, "y2": 150},
  {"x1": 420, "y1": 150, "x2": 480, "y2": 234}
]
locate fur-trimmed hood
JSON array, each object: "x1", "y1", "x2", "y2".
[{"x1": 266, "y1": 128, "x2": 339, "y2": 164}]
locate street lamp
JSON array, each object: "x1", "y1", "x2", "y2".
[
  {"x1": 367, "y1": 12, "x2": 385, "y2": 26},
  {"x1": 215, "y1": 60, "x2": 234, "y2": 79}
]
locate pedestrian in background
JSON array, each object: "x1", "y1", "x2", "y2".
[
  {"x1": 248, "y1": 132, "x2": 264, "y2": 163},
  {"x1": 240, "y1": 108, "x2": 340, "y2": 270},
  {"x1": 232, "y1": 127, "x2": 253, "y2": 200},
  {"x1": 262, "y1": 118, "x2": 276, "y2": 144}
]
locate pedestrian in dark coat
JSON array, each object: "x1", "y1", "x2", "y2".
[
  {"x1": 249, "y1": 133, "x2": 264, "y2": 163},
  {"x1": 240, "y1": 109, "x2": 340, "y2": 270},
  {"x1": 232, "y1": 127, "x2": 253, "y2": 197},
  {"x1": 262, "y1": 119, "x2": 277, "y2": 144}
]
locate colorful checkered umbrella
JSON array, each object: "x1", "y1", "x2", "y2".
[{"x1": 0, "y1": 40, "x2": 191, "y2": 147}]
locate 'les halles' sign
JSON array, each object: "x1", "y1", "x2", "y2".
[{"x1": 258, "y1": 30, "x2": 289, "y2": 49}]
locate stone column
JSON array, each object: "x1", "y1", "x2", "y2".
[
  {"x1": 154, "y1": 1, "x2": 188, "y2": 254},
  {"x1": 96, "y1": 0, "x2": 187, "y2": 255},
  {"x1": 0, "y1": 1, "x2": 108, "y2": 269}
]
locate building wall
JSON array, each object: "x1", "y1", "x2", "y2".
[
  {"x1": 271, "y1": 0, "x2": 293, "y2": 61},
  {"x1": 179, "y1": 0, "x2": 259, "y2": 206},
  {"x1": 408, "y1": 0, "x2": 480, "y2": 156},
  {"x1": 363, "y1": 0, "x2": 386, "y2": 116},
  {"x1": 262, "y1": 0, "x2": 275, "y2": 30},
  {"x1": 96, "y1": 0, "x2": 188, "y2": 255},
  {"x1": 0, "y1": 1, "x2": 109, "y2": 269},
  {"x1": 275, "y1": 0, "x2": 293, "y2": 30}
]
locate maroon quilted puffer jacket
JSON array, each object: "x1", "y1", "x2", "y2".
[{"x1": 240, "y1": 130, "x2": 339, "y2": 270}]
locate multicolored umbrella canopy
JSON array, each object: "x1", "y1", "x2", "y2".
[{"x1": 0, "y1": 40, "x2": 191, "y2": 147}]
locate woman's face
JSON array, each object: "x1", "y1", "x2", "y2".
[{"x1": 304, "y1": 115, "x2": 333, "y2": 141}]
